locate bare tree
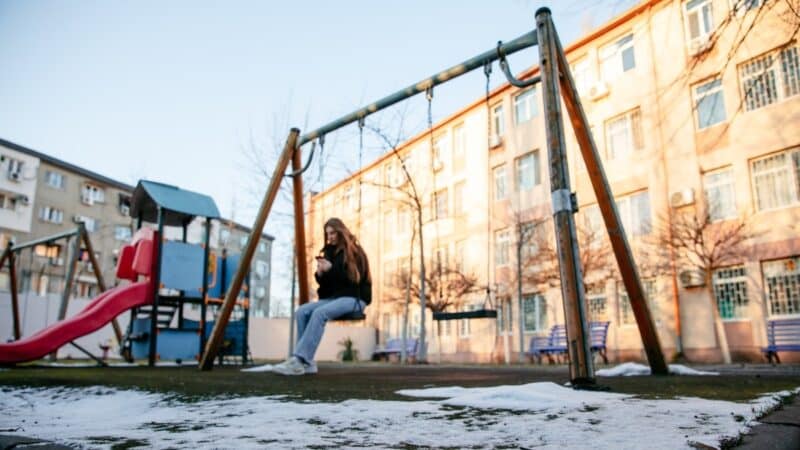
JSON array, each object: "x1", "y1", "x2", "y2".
[
  {"x1": 385, "y1": 257, "x2": 479, "y2": 363},
  {"x1": 652, "y1": 205, "x2": 757, "y2": 363}
]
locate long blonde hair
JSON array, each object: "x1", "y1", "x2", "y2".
[{"x1": 322, "y1": 217, "x2": 371, "y2": 284}]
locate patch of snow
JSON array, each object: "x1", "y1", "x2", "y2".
[
  {"x1": 241, "y1": 364, "x2": 274, "y2": 372},
  {"x1": 596, "y1": 362, "x2": 719, "y2": 377}
]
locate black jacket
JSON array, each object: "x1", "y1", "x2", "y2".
[{"x1": 314, "y1": 245, "x2": 372, "y2": 305}]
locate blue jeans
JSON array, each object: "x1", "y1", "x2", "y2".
[{"x1": 293, "y1": 296, "x2": 366, "y2": 364}]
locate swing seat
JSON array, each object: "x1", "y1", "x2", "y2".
[
  {"x1": 433, "y1": 309, "x2": 497, "y2": 321},
  {"x1": 336, "y1": 310, "x2": 366, "y2": 321}
]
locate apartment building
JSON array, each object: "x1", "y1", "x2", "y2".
[
  {"x1": 306, "y1": 0, "x2": 800, "y2": 364},
  {"x1": 0, "y1": 138, "x2": 135, "y2": 298}
]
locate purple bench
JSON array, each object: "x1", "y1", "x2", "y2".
[
  {"x1": 527, "y1": 321, "x2": 610, "y2": 364},
  {"x1": 763, "y1": 318, "x2": 800, "y2": 364},
  {"x1": 372, "y1": 338, "x2": 418, "y2": 361}
]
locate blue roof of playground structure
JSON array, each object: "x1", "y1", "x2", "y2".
[{"x1": 130, "y1": 180, "x2": 221, "y2": 226}]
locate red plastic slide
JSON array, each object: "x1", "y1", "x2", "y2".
[{"x1": 0, "y1": 281, "x2": 152, "y2": 364}]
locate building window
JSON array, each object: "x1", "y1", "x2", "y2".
[
  {"x1": 0, "y1": 193, "x2": 19, "y2": 211},
  {"x1": 397, "y1": 207, "x2": 411, "y2": 235},
  {"x1": 118, "y1": 195, "x2": 131, "y2": 216},
  {"x1": 763, "y1": 257, "x2": 800, "y2": 317},
  {"x1": 587, "y1": 284, "x2": 608, "y2": 321},
  {"x1": 220, "y1": 229, "x2": 231, "y2": 245},
  {"x1": 713, "y1": 266, "x2": 748, "y2": 319},
  {"x1": 239, "y1": 235, "x2": 248, "y2": 248},
  {"x1": 615, "y1": 191, "x2": 651, "y2": 236},
  {"x1": 434, "y1": 246, "x2": 449, "y2": 274},
  {"x1": 255, "y1": 260, "x2": 269, "y2": 279},
  {"x1": 432, "y1": 135, "x2": 447, "y2": 171},
  {"x1": 81, "y1": 184, "x2": 105, "y2": 205},
  {"x1": 5, "y1": 157, "x2": 23, "y2": 181},
  {"x1": 494, "y1": 229, "x2": 510, "y2": 266},
  {"x1": 582, "y1": 204, "x2": 604, "y2": 248},
  {"x1": 493, "y1": 165, "x2": 507, "y2": 200},
  {"x1": 74, "y1": 215, "x2": 98, "y2": 232},
  {"x1": 455, "y1": 240, "x2": 466, "y2": 273},
  {"x1": 703, "y1": 168, "x2": 737, "y2": 221},
  {"x1": 600, "y1": 33, "x2": 635, "y2": 80},
  {"x1": 496, "y1": 298, "x2": 513, "y2": 334},
  {"x1": 453, "y1": 181, "x2": 465, "y2": 217},
  {"x1": 605, "y1": 108, "x2": 643, "y2": 159},
  {"x1": 459, "y1": 305, "x2": 475, "y2": 337},
  {"x1": 38, "y1": 206, "x2": 64, "y2": 224},
  {"x1": 515, "y1": 151, "x2": 540, "y2": 191},
  {"x1": 740, "y1": 45, "x2": 800, "y2": 111},
  {"x1": 433, "y1": 189, "x2": 448, "y2": 220},
  {"x1": 618, "y1": 279, "x2": 655, "y2": 325},
  {"x1": 514, "y1": 88, "x2": 537, "y2": 124},
  {"x1": 522, "y1": 293, "x2": 547, "y2": 332},
  {"x1": 731, "y1": 0, "x2": 762, "y2": 15},
  {"x1": 572, "y1": 58, "x2": 592, "y2": 95},
  {"x1": 453, "y1": 124, "x2": 466, "y2": 167},
  {"x1": 684, "y1": 0, "x2": 715, "y2": 47},
  {"x1": 383, "y1": 210, "x2": 394, "y2": 238},
  {"x1": 751, "y1": 148, "x2": 800, "y2": 211},
  {"x1": 520, "y1": 221, "x2": 542, "y2": 260},
  {"x1": 492, "y1": 104, "x2": 505, "y2": 139},
  {"x1": 114, "y1": 225, "x2": 132, "y2": 241},
  {"x1": 694, "y1": 78, "x2": 726, "y2": 129},
  {"x1": 45, "y1": 171, "x2": 65, "y2": 189},
  {"x1": 259, "y1": 241, "x2": 268, "y2": 253}
]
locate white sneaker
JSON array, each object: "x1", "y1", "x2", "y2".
[
  {"x1": 303, "y1": 361, "x2": 318, "y2": 374},
  {"x1": 272, "y1": 356, "x2": 305, "y2": 376}
]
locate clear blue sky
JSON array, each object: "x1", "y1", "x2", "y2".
[{"x1": 0, "y1": 0, "x2": 638, "y2": 311}]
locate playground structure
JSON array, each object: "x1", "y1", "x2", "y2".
[
  {"x1": 200, "y1": 8, "x2": 668, "y2": 385},
  {"x1": 0, "y1": 180, "x2": 251, "y2": 366}
]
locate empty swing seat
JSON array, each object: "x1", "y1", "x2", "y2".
[{"x1": 433, "y1": 309, "x2": 497, "y2": 321}]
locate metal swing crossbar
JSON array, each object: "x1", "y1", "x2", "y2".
[{"x1": 202, "y1": 8, "x2": 668, "y2": 381}]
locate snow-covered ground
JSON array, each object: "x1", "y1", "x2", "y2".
[{"x1": 1, "y1": 371, "x2": 795, "y2": 449}]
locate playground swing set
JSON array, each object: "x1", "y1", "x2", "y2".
[
  {"x1": 200, "y1": 8, "x2": 668, "y2": 387},
  {"x1": 1, "y1": 9, "x2": 667, "y2": 386}
]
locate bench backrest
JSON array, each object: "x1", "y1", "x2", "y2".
[
  {"x1": 766, "y1": 318, "x2": 800, "y2": 346},
  {"x1": 386, "y1": 338, "x2": 418, "y2": 353},
  {"x1": 589, "y1": 321, "x2": 610, "y2": 348}
]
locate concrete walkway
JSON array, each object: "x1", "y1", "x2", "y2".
[{"x1": 735, "y1": 393, "x2": 800, "y2": 449}]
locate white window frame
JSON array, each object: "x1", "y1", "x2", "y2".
[
  {"x1": 739, "y1": 45, "x2": 800, "y2": 112},
  {"x1": 703, "y1": 168, "x2": 737, "y2": 221},
  {"x1": 684, "y1": 0, "x2": 715, "y2": 48},
  {"x1": 452, "y1": 124, "x2": 466, "y2": 166},
  {"x1": 114, "y1": 225, "x2": 132, "y2": 241},
  {"x1": 39, "y1": 206, "x2": 64, "y2": 224},
  {"x1": 572, "y1": 57, "x2": 592, "y2": 95},
  {"x1": 492, "y1": 104, "x2": 506, "y2": 138},
  {"x1": 45, "y1": 171, "x2": 65, "y2": 189},
  {"x1": 712, "y1": 266, "x2": 749, "y2": 320},
  {"x1": 587, "y1": 284, "x2": 608, "y2": 322},
  {"x1": 433, "y1": 189, "x2": 448, "y2": 220},
  {"x1": 522, "y1": 293, "x2": 547, "y2": 332},
  {"x1": 694, "y1": 77, "x2": 727, "y2": 129},
  {"x1": 453, "y1": 181, "x2": 465, "y2": 217},
  {"x1": 496, "y1": 297, "x2": 513, "y2": 335},
  {"x1": 763, "y1": 257, "x2": 800, "y2": 317},
  {"x1": 493, "y1": 165, "x2": 507, "y2": 201},
  {"x1": 514, "y1": 88, "x2": 537, "y2": 124},
  {"x1": 751, "y1": 148, "x2": 800, "y2": 212},
  {"x1": 599, "y1": 33, "x2": 636, "y2": 80},
  {"x1": 494, "y1": 229, "x2": 510, "y2": 266},
  {"x1": 81, "y1": 184, "x2": 105, "y2": 204},
  {"x1": 515, "y1": 151, "x2": 540, "y2": 191},
  {"x1": 615, "y1": 191, "x2": 651, "y2": 237},
  {"x1": 605, "y1": 108, "x2": 643, "y2": 159}
]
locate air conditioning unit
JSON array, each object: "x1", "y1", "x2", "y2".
[
  {"x1": 679, "y1": 270, "x2": 706, "y2": 288},
  {"x1": 490, "y1": 134, "x2": 503, "y2": 148},
  {"x1": 16, "y1": 195, "x2": 29, "y2": 205},
  {"x1": 670, "y1": 188, "x2": 695, "y2": 208},
  {"x1": 432, "y1": 159, "x2": 444, "y2": 171},
  {"x1": 81, "y1": 194, "x2": 94, "y2": 205},
  {"x1": 689, "y1": 35, "x2": 712, "y2": 56},
  {"x1": 7, "y1": 171, "x2": 20, "y2": 182},
  {"x1": 119, "y1": 204, "x2": 130, "y2": 216},
  {"x1": 588, "y1": 81, "x2": 610, "y2": 101}
]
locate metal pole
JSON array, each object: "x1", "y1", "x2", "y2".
[
  {"x1": 8, "y1": 246, "x2": 21, "y2": 341},
  {"x1": 148, "y1": 207, "x2": 165, "y2": 367},
  {"x1": 297, "y1": 32, "x2": 538, "y2": 147},
  {"x1": 50, "y1": 229, "x2": 82, "y2": 361},
  {"x1": 288, "y1": 240, "x2": 297, "y2": 356},
  {"x1": 9, "y1": 228, "x2": 81, "y2": 251},
  {"x1": 200, "y1": 128, "x2": 300, "y2": 370},
  {"x1": 292, "y1": 146, "x2": 310, "y2": 306},
  {"x1": 80, "y1": 228, "x2": 123, "y2": 343},
  {"x1": 550, "y1": 14, "x2": 668, "y2": 375},
  {"x1": 200, "y1": 217, "x2": 211, "y2": 358},
  {"x1": 535, "y1": 8, "x2": 594, "y2": 385}
]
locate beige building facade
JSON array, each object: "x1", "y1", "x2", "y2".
[{"x1": 308, "y1": 0, "x2": 799, "y2": 364}]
